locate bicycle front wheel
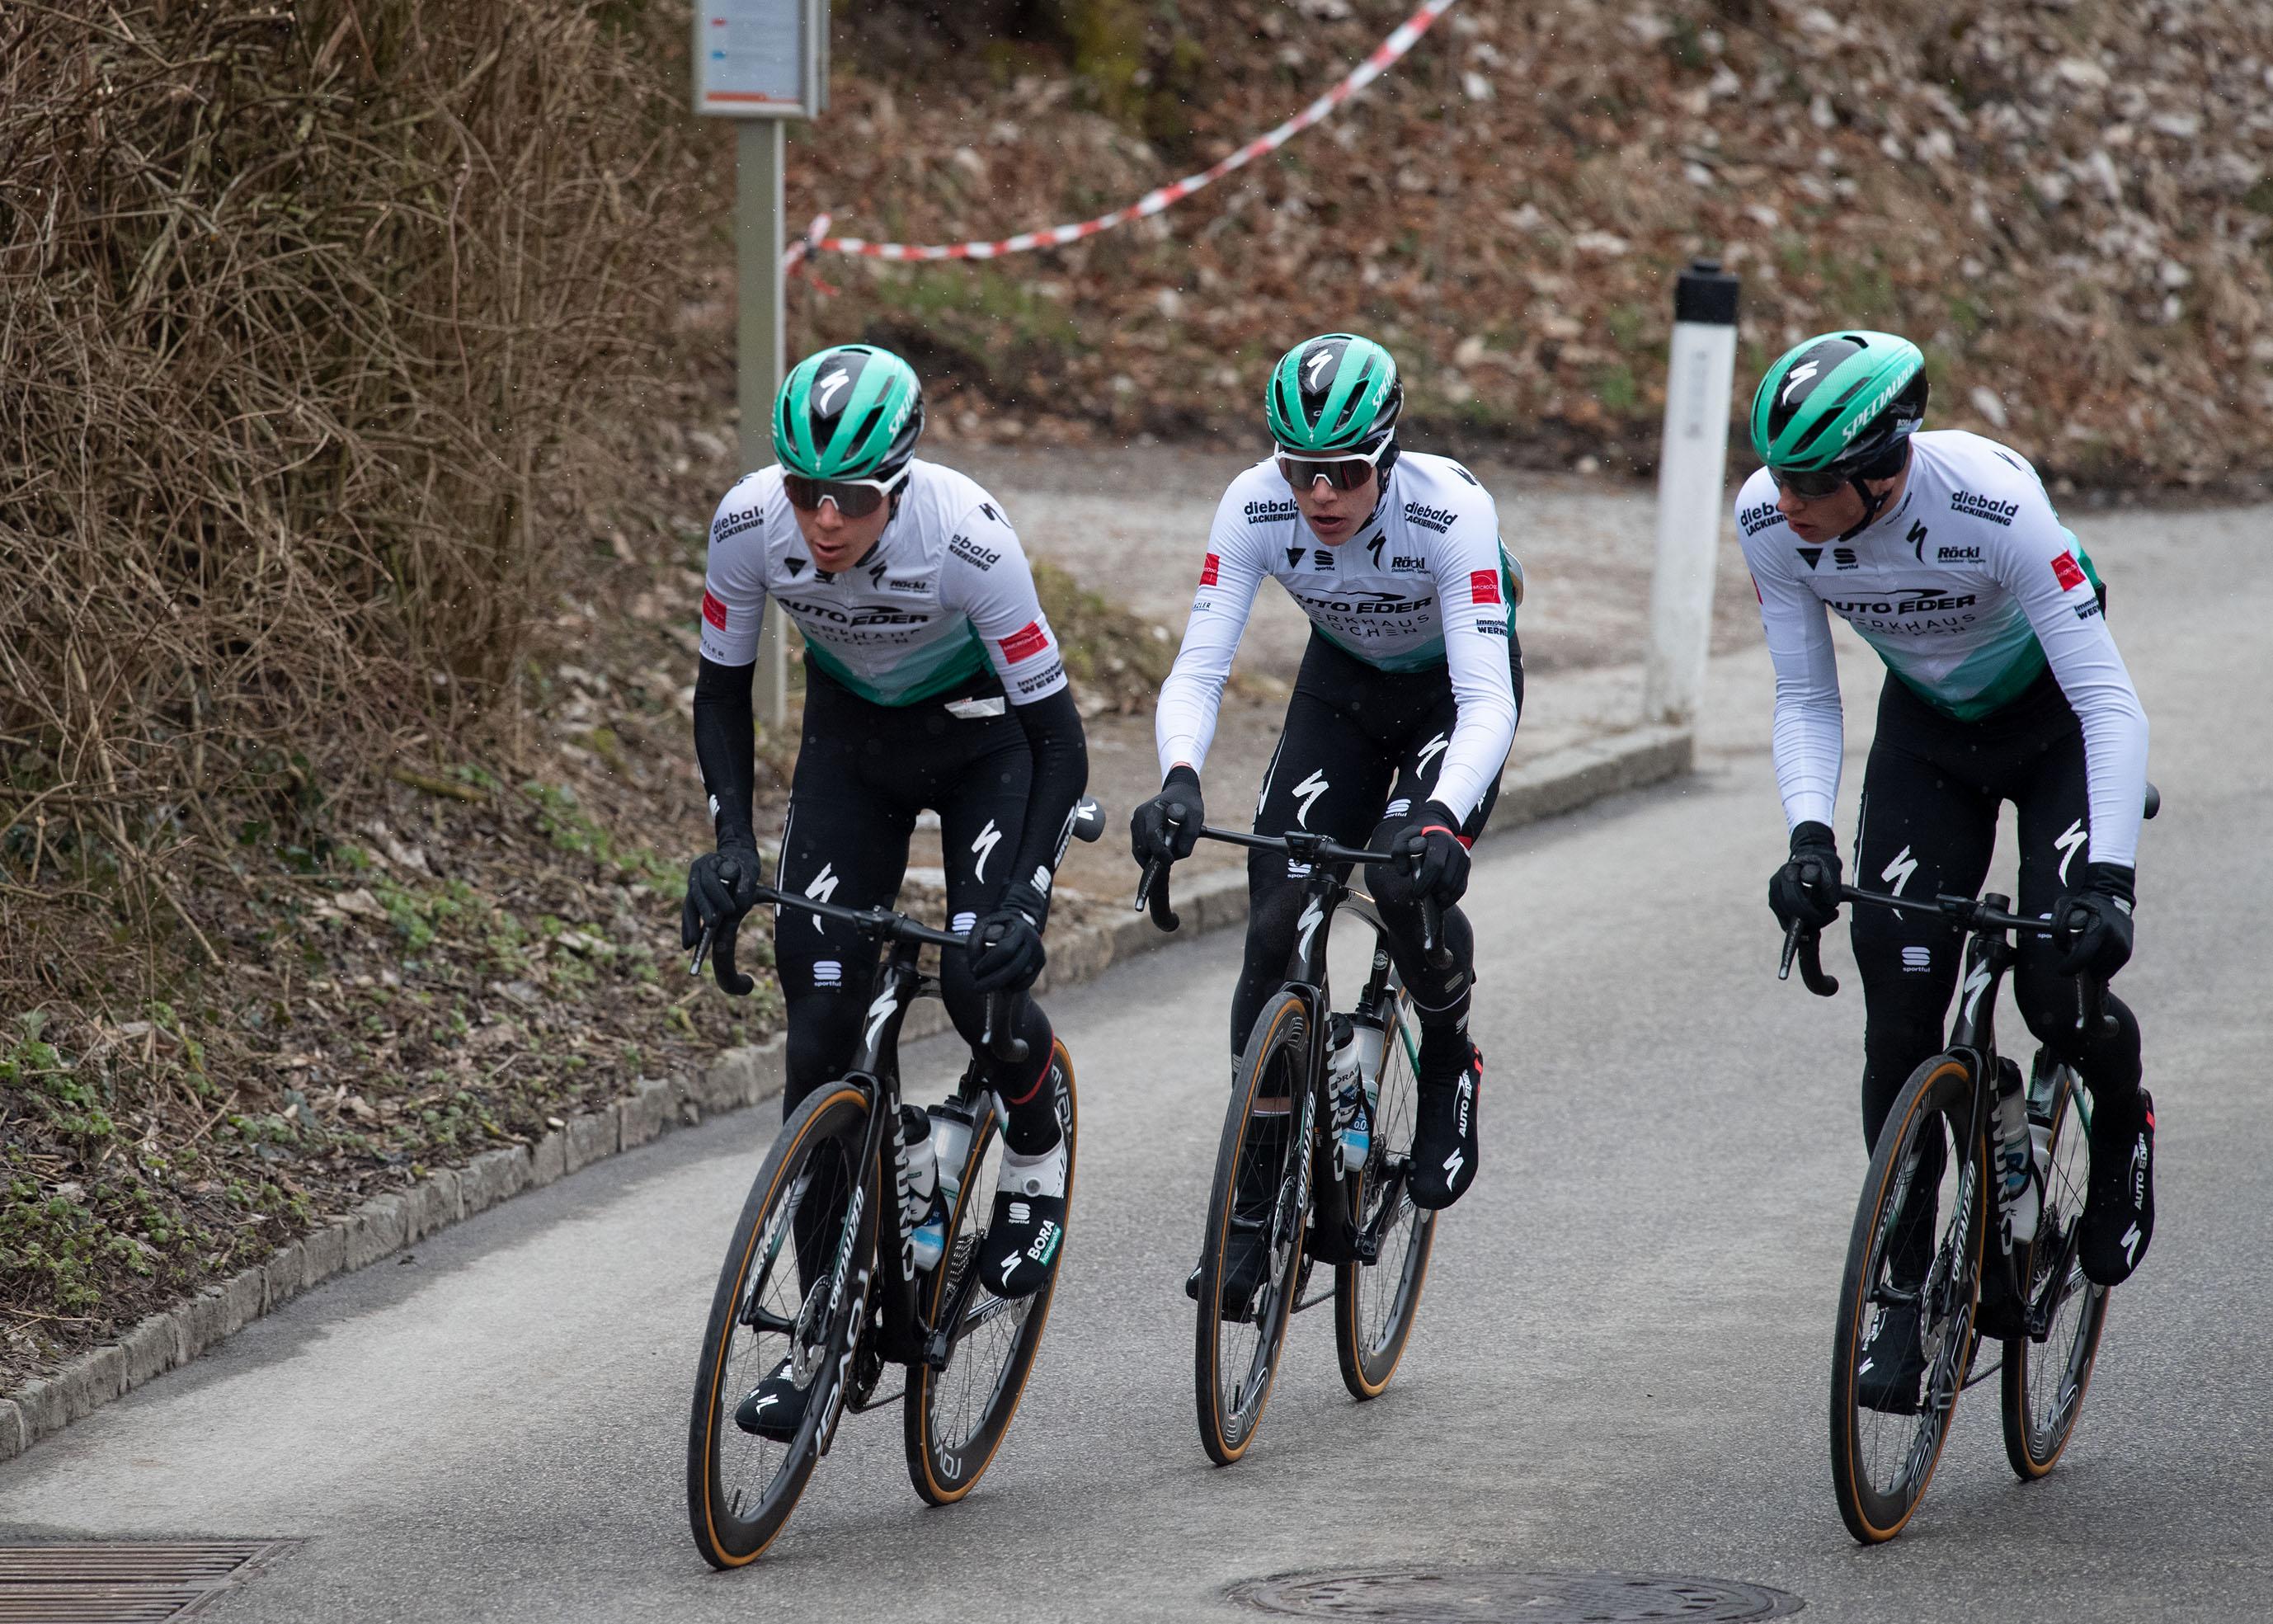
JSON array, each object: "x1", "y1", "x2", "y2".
[
  {"x1": 687, "y1": 1081, "x2": 876, "y2": 1568},
  {"x1": 1194, "y1": 991, "x2": 1313, "y2": 1466},
  {"x1": 1335, "y1": 972, "x2": 1436, "y2": 1400},
  {"x1": 1829, "y1": 1053, "x2": 1986, "y2": 1545},
  {"x1": 2001, "y1": 1057, "x2": 2111, "y2": 1479},
  {"x1": 906, "y1": 1039, "x2": 1080, "y2": 1504}
]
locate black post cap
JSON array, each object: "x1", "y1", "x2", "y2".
[{"x1": 1673, "y1": 257, "x2": 1741, "y2": 326}]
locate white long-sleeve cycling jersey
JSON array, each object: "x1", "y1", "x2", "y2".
[
  {"x1": 1736, "y1": 430, "x2": 2149, "y2": 867},
  {"x1": 1155, "y1": 451, "x2": 1522, "y2": 824},
  {"x1": 700, "y1": 459, "x2": 1067, "y2": 708}
]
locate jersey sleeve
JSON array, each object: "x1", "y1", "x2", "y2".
[
  {"x1": 941, "y1": 498, "x2": 1069, "y2": 706},
  {"x1": 1426, "y1": 500, "x2": 1520, "y2": 825},
  {"x1": 699, "y1": 475, "x2": 772, "y2": 668},
  {"x1": 1154, "y1": 488, "x2": 1269, "y2": 780},
  {"x1": 1738, "y1": 478, "x2": 1846, "y2": 832},
  {"x1": 1992, "y1": 492, "x2": 2149, "y2": 869}
]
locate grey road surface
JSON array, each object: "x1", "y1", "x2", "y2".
[{"x1": 5, "y1": 505, "x2": 2269, "y2": 1620}]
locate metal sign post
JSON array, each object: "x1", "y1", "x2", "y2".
[
  {"x1": 1643, "y1": 259, "x2": 1742, "y2": 727},
  {"x1": 695, "y1": 0, "x2": 826, "y2": 730}
]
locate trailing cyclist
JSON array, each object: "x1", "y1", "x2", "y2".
[
  {"x1": 1130, "y1": 333, "x2": 1523, "y2": 1309},
  {"x1": 681, "y1": 344, "x2": 1088, "y2": 1436},
  {"x1": 1740, "y1": 329, "x2": 2155, "y2": 1410}
]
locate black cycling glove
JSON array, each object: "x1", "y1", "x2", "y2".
[
  {"x1": 1129, "y1": 765, "x2": 1205, "y2": 868},
  {"x1": 1768, "y1": 821, "x2": 1843, "y2": 931},
  {"x1": 2054, "y1": 862, "x2": 2134, "y2": 978},
  {"x1": 1371, "y1": 801, "x2": 1471, "y2": 906},
  {"x1": 968, "y1": 879, "x2": 1049, "y2": 995},
  {"x1": 680, "y1": 840, "x2": 764, "y2": 949}
]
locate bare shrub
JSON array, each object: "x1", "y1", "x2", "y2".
[{"x1": 0, "y1": 0, "x2": 693, "y2": 917}]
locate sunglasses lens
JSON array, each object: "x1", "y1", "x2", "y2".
[
  {"x1": 1278, "y1": 456, "x2": 1374, "y2": 491},
  {"x1": 1774, "y1": 468, "x2": 1845, "y2": 500},
  {"x1": 784, "y1": 476, "x2": 886, "y2": 517}
]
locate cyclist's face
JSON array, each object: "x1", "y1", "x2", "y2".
[
  {"x1": 1776, "y1": 477, "x2": 1866, "y2": 543},
  {"x1": 1289, "y1": 464, "x2": 1377, "y2": 544},
  {"x1": 792, "y1": 486, "x2": 892, "y2": 571}
]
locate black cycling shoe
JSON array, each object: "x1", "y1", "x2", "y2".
[
  {"x1": 975, "y1": 1137, "x2": 1067, "y2": 1300},
  {"x1": 1184, "y1": 1227, "x2": 1273, "y2": 1321},
  {"x1": 2079, "y1": 1086, "x2": 2155, "y2": 1287},
  {"x1": 733, "y1": 1358, "x2": 810, "y2": 1442},
  {"x1": 1409, "y1": 1045, "x2": 1481, "y2": 1210},
  {"x1": 1854, "y1": 1300, "x2": 1927, "y2": 1415}
]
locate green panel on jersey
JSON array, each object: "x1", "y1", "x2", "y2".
[{"x1": 802, "y1": 624, "x2": 991, "y2": 707}]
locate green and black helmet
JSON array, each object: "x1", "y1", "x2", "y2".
[
  {"x1": 773, "y1": 343, "x2": 925, "y2": 483},
  {"x1": 1267, "y1": 333, "x2": 1404, "y2": 456},
  {"x1": 1750, "y1": 330, "x2": 1927, "y2": 478}
]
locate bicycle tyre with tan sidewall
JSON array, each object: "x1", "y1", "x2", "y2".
[
  {"x1": 905, "y1": 1039, "x2": 1080, "y2": 1504},
  {"x1": 1194, "y1": 990, "x2": 1312, "y2": 1466},
  {"x1": 686, "y1": 1081, "x2": 876, "y2": 1569},
  {"x1": 1334, "y1": 969, "x2": 1435, "y2": 1400},
  {"x1": 1828, "y1": 1052, "x2": 1987, "y2": 1546}
]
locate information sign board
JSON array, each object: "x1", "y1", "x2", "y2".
[{"x1": 694, "y1": 0, "x2": 826, "y2": 119}]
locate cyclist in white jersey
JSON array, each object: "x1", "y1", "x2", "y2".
[
  {"x1": 1741, "y1": 329, "x2": 2154, "y2": 1411},
  {"x1": 1132, "y1": 335, "x2": 1522, "y2": 1310},
  {"x1": 681, "y1": 346, "x2": 1089, "y2": 1437}
]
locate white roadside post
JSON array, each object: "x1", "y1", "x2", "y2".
[
  {"x1": 1642, "y1": 259, "x2": 1742, "y2": 727},
  {"x1": 694, "y1": 0, "x2": 828, "y2": 730}
]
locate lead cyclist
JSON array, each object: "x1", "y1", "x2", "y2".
[
  {"x1": 1741, "y1": 329, "x2": 2156, "y2": 1411},
  {"x1": 1130, "y1": 333, "x2": 1523, "y2": 1310},
  {"x1": 680, "y1": 344, "x2": 1089, "y2": 1438}
]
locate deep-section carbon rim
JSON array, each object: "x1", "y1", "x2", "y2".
[{"x1": 2002, "y1": 1060, "x2": 2111, "y2": 1478}]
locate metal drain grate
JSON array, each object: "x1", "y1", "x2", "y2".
[
  {"x1": 1231, "y1": 1568, "x2": 1805, "y2": 1622},
  {"x1": 0, "y1": 1542, "x2": 292, "y2": 1623}
]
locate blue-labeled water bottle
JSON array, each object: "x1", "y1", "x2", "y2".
[
  {"x1": 899, "y1": 1105, "x2": 944, "y2": 1271},
  {"x1": 911, "y1": 1104, "x2": 974, "y2": 1272},
  {"x1": 1327, "y1": 1015, "x2": 1381, "y2": 1174},
  {"x1": 1993, "y1": 1062, "x2": 2040, "y2": 1245}
]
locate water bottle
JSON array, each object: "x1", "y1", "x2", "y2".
[
  {"x1": 1327, "y1": 1016, "x2": 1379, "y2": 1174},
  {"x1": 898, "y1": 1106, "x2": 943, "y2": 1271},
  {"x1": 1994, "y1": 1065, "x2": 2039, "y2": 1245},
  {"x1": 914, "y1": 1105, "x2": 974, "y2": 1272}
]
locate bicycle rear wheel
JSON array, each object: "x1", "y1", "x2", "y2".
[
  {"x1": 2002, "y1": 1057, "x2": 2111, "y2": 1479},
  {"x1": 687, "y1": 1081, "x2": 876, "y2": 1568},
  {"x1": 1335, "y1": 966, "x2": 1436, "y2": 1400},
  {"x1": 1194, "y1": 991, "x2": 1313, "y2": 1466},
  {"x1": 1829, "y1": 1053, "x2": 1986, "y2": 1545},
  {"x1": 906, "y1": 1040, "x2": 1080, "y2": 1504}
]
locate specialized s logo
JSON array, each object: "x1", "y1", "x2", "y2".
[
  {"x1": 864, "y1": 987, "x2": 898, "y2": 1057},
  {"x1": 1296, "y1": 897, "x2": 1325, "y2": 966},
  {"x1": 2054, "y1": 819, "x2": 2087, "y2": 887},
  {"x1": 1960, "y1": 957, "x2": 1994, "y2": 1024},
  {"x1": 1907, "y1": 520, "x2": 1930, "y2": 562},
  {"x1": 1305, "y1": 348, "x2": 1334, "y2": 388},
  {"x1": 1367, "y1": 533, "x2": 1386, "y2": 569},
  {"x1": 970, "y1": 818, "x2": 1002, "y2": 882},
  {"x1": 1779, "y1": 360, "x2": 1819, "y2": 406},
  {"x1": 1416, "y1": 732, "x2": 1450, "y2": 775},
  {"x1": 816, "y1": 367, "x2": 850, "y2": 413},
  {"x1": 802, "y1": 862, "x2": 839, "y2": 931},
  {"x1": 1881, "y1": 845, "x2": 1918, "y2": 897},
  {"x1": 1292, "y1": 770, "x2": 1330, "y2": 827}
]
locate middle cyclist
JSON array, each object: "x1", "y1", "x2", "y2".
[{"x1": 1132, "y1": 333, "x2": 1524, "y2": 1259}]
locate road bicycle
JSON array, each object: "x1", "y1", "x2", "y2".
[
  {"x1": 685, "y1": 801, "x2": 1101, "y2": 1566},
  {"x1": 1781, "y1": 786, "x2": 2156, "y2": 1542},
  {"x1": 1138, "y1": 827, "x2": 1447, "y2": 1466}
]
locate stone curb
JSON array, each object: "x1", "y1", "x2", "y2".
[{"x1": 0, "y1": 725, "x2": 1688, "y2": 1465}]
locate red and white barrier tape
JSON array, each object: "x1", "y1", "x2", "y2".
[{"x1": 784, "y1": 0, "x2": 1460, "y2": 271}]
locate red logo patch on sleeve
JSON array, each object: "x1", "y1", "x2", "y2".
[
  {"x1": 1469, "y1": 569, "x2": 1502, "y2": 606},
  {"x1": 2050, "y1": 551, "x2": 2086, "y2": 592},
  {"x1": 700, "y1": 590, "x2": 728, "y2": 630},
  {"x1": 999, "y1": 620, "x2": 1052, "y2": 664},
  {"x1": 1199, "y1": 553, "x2": 1221, "y2": 587}
]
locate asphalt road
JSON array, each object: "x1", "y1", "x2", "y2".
[{"x1": 5, "y1": 505, "x2": 2269, "y2": 1621}]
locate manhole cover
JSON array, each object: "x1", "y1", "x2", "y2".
[
  {"x1": 0, "y1": 1542, "x2": 292, "y2": 1622},
  {"x1": 1230, "y1": 1569, "x2": 1803, "y2": 1623}
]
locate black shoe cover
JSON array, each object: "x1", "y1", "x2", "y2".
[
  {"x1": 734, "y1": 1358, "x2": 809, "y2": 1441},
  {"x1": 976, "y1": 1136, "x2": 1068, "y2": 1300},
  {"x1": 1855, "y1": 1302, "x2": 1927, "y2": 1415},
  {"x1": 2080, "y1": 1086, "x2": 2155, "y2": 1287},
  {"x1": 1409, "y1": 1047, "x2": 1480, "y2": 1210}
]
